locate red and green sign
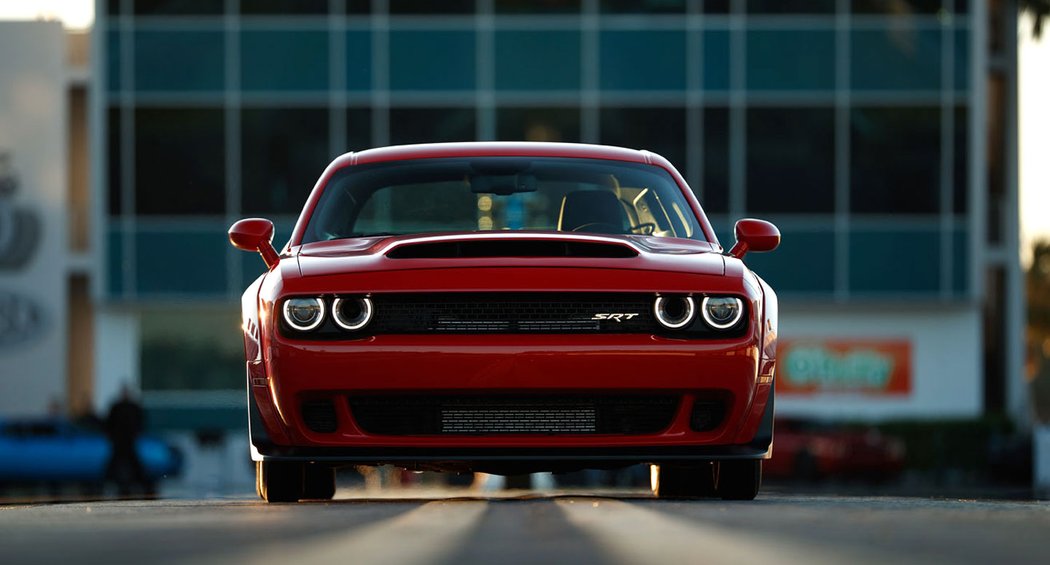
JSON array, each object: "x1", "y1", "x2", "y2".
[{"x1": 778, "y1": 339, "x2": 911, "y2": 395}]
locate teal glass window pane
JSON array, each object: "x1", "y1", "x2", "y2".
[
  {"x1": 134, "y1": 30, "x2": 224, "y2": 92},
  {"x1": 849, "y1": 229, "x2": 941, "y2": 293},
  {"x1": 955, "y1": 27, "x2": 970, "y2": 91},
  {"x1": 601, "y1": 0, "x2": 684, "y2": 13},
  {"x1": 389, "y1": 30, "x2": 475, "y2": 91},
  {"x1": 389, "y1": 108, "x2": 476, "y2": 144},
  {"x1": 953, "y1": 228, "x2": 968, "y2": 294},
  {"x1": 241, "y1": 108, "x2": 330, "y2": 215},
  {"x1": 850, "y1": 107, "x2": 940, "y2": 214},
  {"x1": 346, "y1": 0, "x2": 371, "y2": 13},
  {"x1": 746, "y1": 29, "x2": 835, "y2": 91},
  {"x1": 107, "y1": 227, "x2": 124, "y2": 296},
  {"x1": 853, "y1": 1, "x2": 943, "y2": 14},
  {"x1": 703, "y1": 30, "x2": 730, "y2": 91},
  {"x1": 497, "y1": 107, "x2": 581, "y2": 142},
  {"x1": 390, "y1": 0, "x2": 473, "y2": 13},
  {"x1": 702, "y1": 107, "x2": 729, "y2": 213},
  {"x1": 345, "y1": 30, "x2": 372, "y2": 92},
  {"x1": 747, "y1": 0, "x2": 834, "y2": 13},
  {"x1": 141, "y1": 309, "x2": 244, "y2": 392},
  {"x1": 747, "y1": 107, "x2": 835, "y2": 213},
  {"x1": 746, "y1": 229, "x2": 835, "y2": 293},
  {"x1": 600, "y1": 30, "x2": 686, "y2": 91},
  {"x1": 134, "y1": 0, "x2": 222, "y2": 15},
  {"x1": 241, "y1": 29, "x2": 329, "y2": 92},
  {"x1": 240, "y1": 254, "x2": 266, "y2": 291},
  {"x1": 107, "y1": 30, "x2": 121, "y2": 92},
  {"x1": 851, "y1": 26, "x2": 941, "y2": 91},
  {"x1": 107, "y1": 107, "x2": 122, "y2": 215},
  {"x1": 346, "y1": 107, "x2": 373, "y2": 151},
  {"x1": 135, "y1": 108, "x2": 225, "y2": 215},
  {"x1": 599, "y1": 107, "x2": 686, "y2": 169},
  {"x1": 704, "y1": 0, "x2": 729, "y2": 12},
  {"x1": 498, "y1": 0, "x2": 580, "y2": 12},
  {"x1": 954, "y1": 106, "x2": 969, "y2": 214},
  {"x1": 241, "y1": 0, "x2": 328, "y2": 14},
  {"x1": 495, "y1": 30, "x2": 581, "y2": 91},
  {"x1": 136, "y1": 229, "x2": 227, "y2": 295}
]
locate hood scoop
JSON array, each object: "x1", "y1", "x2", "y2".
[{"x1": 385, "y1": 239, "x2": 638, "y2": 259}]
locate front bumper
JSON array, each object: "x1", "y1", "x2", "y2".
[{"x1": 249, "y1": 332, "x2": 774, "y2": 464}]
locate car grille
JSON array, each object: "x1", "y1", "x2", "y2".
[
  {"x1": 348, "y1": 394, "x2": 680, "y2": 435},
  {"x1": 369, "y1": 293, "x2": 655, "y2": 334}
]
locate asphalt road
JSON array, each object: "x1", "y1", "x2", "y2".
[{"x1": 1, "y1": 489, "x2": 1048, "y2": 565}]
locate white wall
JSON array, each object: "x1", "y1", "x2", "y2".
[
  {"x1": 777, "y1": 304, "x2": 982, "y2": 421},
  {"x1": 0, "y1": 22, "x2": 69, "y2": 416},
  {"x1": 93, "y1": 308, "x2": 139, "y2": 411}
]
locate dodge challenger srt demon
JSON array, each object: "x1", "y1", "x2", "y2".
[{"x1": 229, "y1": 142, "x2": 780, "y2": 502}]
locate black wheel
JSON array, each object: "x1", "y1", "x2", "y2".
[
  {"x1": 716, "y1": 460, "x2": 762, "y2": 501},
  {"x1": 302, "y1": 465, "x2": 337, "y2": 500},
  {"x1": 650, "y1": 463, "x2": 717, "y2": 498},
  {"x1": 258, "y1": 461, "x2": 304, "y2": 503}
]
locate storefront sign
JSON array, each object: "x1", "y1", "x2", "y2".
[{"x1": 778, "y1": 339, "x2": 911, "y2": 395}]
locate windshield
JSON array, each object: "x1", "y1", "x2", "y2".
[{"x1": 302, "y1": 157, "x2": 705, "y2": 244}]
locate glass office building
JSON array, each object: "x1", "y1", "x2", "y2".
[{"x1": 92, "y1": 1, "x2": 1022, "y2": 431}]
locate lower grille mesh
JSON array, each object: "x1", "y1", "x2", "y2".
[{"x1": 349, "y1": 395, "x2": 679, "y2": 436}]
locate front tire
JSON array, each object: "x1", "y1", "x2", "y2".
[
  {"x1": 650, "y1": 463, "x2": 717, "y2": 498},
  {"x1": 302, "y1": 465, "x2": 336, "y2": 500},
  {"x1": 716, "y1": 460, "x2": 762, "y2": 500},
  {"x1": 257, "y1": 461, "x2": 304, "y2": 503}
]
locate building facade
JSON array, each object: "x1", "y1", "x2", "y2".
[{"x1": 90, "y1": 1, "x2": 1023, "y2": 432}]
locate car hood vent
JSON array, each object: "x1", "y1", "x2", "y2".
[{"x1": 385, "y1": 239, "x2": 638, "y2": 259}]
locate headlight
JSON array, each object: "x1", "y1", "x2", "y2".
[
  {"x1": 701, "y1": 296, "x2": 743, "y2": 329},
  {"x1": 332, "y1": 297, "x2": 373, "y2": 331},
  {"x1": 282, "y1": 297, "x2": 325, "y2": 331},
  {"x1": 654, "y1": 295, "x2": 695, "y2": 329}
]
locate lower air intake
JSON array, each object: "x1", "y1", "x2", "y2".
[
  {"x1": 689, "y1": 399, "x2": 726, "y2": 432},
  {"x1": 349, "y1": 395, "x2": 679, "y2": 436},
  {"x1": 301, "y1": 400, "x2": 338, "y2": 433}
]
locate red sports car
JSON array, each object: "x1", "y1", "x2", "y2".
[
  {"x1": 764, "y1": 418, "x2": 906, "y2": 482},
  {"x1": 229, "y1": 142, "x2": 780, "y2": 502}
]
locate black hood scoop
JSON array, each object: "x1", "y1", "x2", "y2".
[{"x1": 385, "y1": 239, "x2": 638, "y2": 259}]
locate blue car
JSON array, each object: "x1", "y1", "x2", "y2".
[{"x1": 0, "y1": 418, "x2": 182, "y2": 488}]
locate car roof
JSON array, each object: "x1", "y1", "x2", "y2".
[{"x1": 332, "y1": 142, "x2": 660, "y2": 168}]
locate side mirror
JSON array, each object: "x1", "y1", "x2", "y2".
[
  {"x1": 729, "y1": 218, "x2": 780, "y2": 259},
  {"x1": 229, "y1": 218, "x2": 280, "y2": 269}
]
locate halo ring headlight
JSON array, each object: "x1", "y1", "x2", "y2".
[
  {"x1": 332, "y1": 297, "x2": 373, "y2": 331},
  {"x1": 701, "y1": 296, "x2": 744, "y2": 330},
  {"x1": 654, "y1": 295, "x2": 696, "y2": 329},
  {"x1": 282, "y1": 297, "x2": 325, "y2": 332}
]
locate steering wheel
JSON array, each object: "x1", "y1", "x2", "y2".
[
  {"x1": 630, "y1": 222, "x2": 658, "y2": 235},
  {"x1": 571, "y1": 222, "x2": 625, "y2": 234}
]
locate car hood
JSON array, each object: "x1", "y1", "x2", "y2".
[{"x1": 294, "y1": 232, "x2": 726, "y2": 278}]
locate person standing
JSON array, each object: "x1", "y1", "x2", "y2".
[{"x1": 105, "y1": 384, "x2": 154, "y2": 496}]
